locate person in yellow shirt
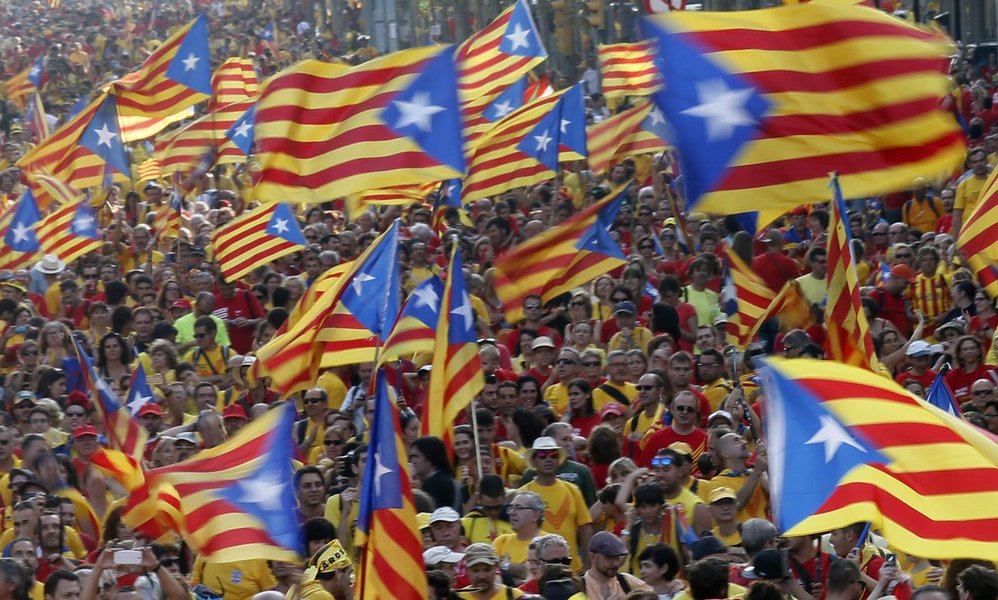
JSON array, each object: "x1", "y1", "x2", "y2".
[
  {"x1": 608, "y1": 302, "x2": 653, "y2": 353},
  {"x1": 623, "y1": 373, "x2": 667, "y2": 459},
  {"x1": 795, "y1": 246, "x2": 828, "y2": 307},
  {"x1": 492, "y1": 491, "x2": 548, "y2": 582},
  {"x1": 592, "y1": 351, "x2": 638, "y2": 411},
  {"x1": 711, "y1": 433, "x2": 768, "y2": 524},
  {"x1": 191, "y1": 555, "x2": 277, "y2": 600},
  {"x1": 952, "y1": 147, "x2": 991, "y2": 236},
  {"x1": 902, "y1": 178, "x2": 944, "y2": 234},
  {"x1": 707, "y1": 487, "x2": 742, "y2": 547},
  {"x1": 185, "y1": 317, "x2": 233, "y2": 387}
]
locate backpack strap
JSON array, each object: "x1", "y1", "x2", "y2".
[
  {"x1": 616, "y1": 573, "x2": 631, "y2": 594},
  {"x1": 598, "y1": 383, "x2": 631, "y2": 407}
]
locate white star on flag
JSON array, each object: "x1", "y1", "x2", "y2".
[
  {"x1": 127, "y1": 392, "x2": 152, "y2": 415},
  {"x1": 237, "y1": 469, "x2": 286, "y2": 512},
  {"x1": 492, "y1": 100, "x2": 514, "y2": 120},
  {"x1": 805, "y1": 415, "x2": 866, "y2": 463},
  {"x1": 351, "y1": 273, "x2": 375, "y2": 295},
  {"x1": 232, "y1": 121, "x2": 252, "y2": 138},
  {"x1": 680, "y1": 79, "x2": 758, "y2": 141},
  {"x1": 29, "y1": 66, "x2": 41, "y2": 79},
  {"x1": 393, "y1": 92, "x2": 445, "y2": 133},
  {"x1": 11, "y1": 223, "x2": 31, "y2": 243},
  {"x1": 504, "y1": 23, "x2": 532, "y2": 51},
  {"x1": 272, "y1": 218, "x2": 289, "y2": 234},
  {"x1": 374, "y1": 453, "x2": 393, "y2": 497},
  {"x1": 533, "y1": 129, "x2": 553, "y2": 152},
  {"x1": 412, "y1": 285, "x2": 439, "y2": 310},
  {"x1": 451, "y1": 292, "x2": 475, "y2": 331},
  {"x1": 648, "y1": 107, "x2": 666, "y2": 126},
  {"x1": 560, "y1": 118, "x2": 571, "y2": 134},
  {"x1": 93, "y1": 123, "x2": 118, "y2": 147},
  {"x1": 181, "y1": 53, "x2": 201, "y2": 71},
  {"x1": 73, "y1": 214, "x2": 95, "y2": 233}
]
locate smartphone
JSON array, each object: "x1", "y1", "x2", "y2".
[
  {"x1": 13, "y1": 326, "x2": 27, "y2": 333},
  {"x1": 113, "y1": 550, "x2": 143, "y2": 565}
]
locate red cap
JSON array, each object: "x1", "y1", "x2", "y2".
[
  {"x1": 170, "y1": 298, "x2": 192, "y2": 310},
  {"x1": 890, "y1": 264, "x2": 917, "y2": 284},
  {"x1": 66, "y1": 390, "x2": 91, "y2": 409},
  {"x1": 599, "y1": 402, "x2": 626, "y2": 419},
  {"x1": 789, "y1": 206, "x2": 808, "y2": 217},
  {"x1": 137, "y1": 403, "x2": 164, "y2": 417},
  {"x1": 72, "y1": 425, "x2": 98, "y2": 439},
  {"x1": 222, "y1": 404, "x2": 248, "y2": 420}
]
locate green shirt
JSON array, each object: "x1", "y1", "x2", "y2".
[{"x1": 174, "y1": 313, "x2": 232, "y2": 346}]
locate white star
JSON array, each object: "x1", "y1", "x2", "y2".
[
  {"x1": 93, "y1": 123, "x2": 117, "y2": 148},
  {"x1": 648, "y1": 107, "x2": 665, "y2": 126},
  {"x1": 272, "y1": 218, "x2": 289, "y2": 234},
  {"x1": 29, "y1": 65, "x2": 41, "y2": 79},
  {"x1": 181, "y1": 53, "x2": 201, "y2": 71},
  {"x1": 533, "y1": 129, "x2": 553, "y2": 152},
  {"x1": 351, "y1": 272, "x2": 375, "y2": 295},
  {"x1": 239, "y1": 468, "x2": 286, "y2": 512},
  {"x1": 232, "y1": 121, "x2": 252, "y2": 138},
  {"x1": 805, "y1": 415, "x2": 866, "y2": 463},
  {"x1": 73, "y1": 214, "x2": 95, "y2": 233},
  {"x1": 11, "y1": 222, "x2": 31, "y2": 243},
  {"x1": 560, "y1": 118, "x2": 571, "y2": 134},
  {"x1": 392, "y1": 92, "x2": 445, "y2": 133},
  {"x1": 451, "y1": 291, "x2": 474, "y2": 331},
  {"x1": 412, "y1": 285, "x2": 439, "y2": 311},
  {"x1": 680, "y1": 79, "x2": 757, "y2": 141},
  {"x1": 374, "y1": 453, "x2": 393, "y2": 497},
  {"x1": 445, "y1": 184, "x2": 458, "y2": 199},
  {"x1": 492, "y1": 99, "x2": 514, "y2": 120},
  {"x1": 504, "y1": 23, "x2": 532, "y2": 51},
  {"x1": 127, "y1": 392, "x2": 152, "y2": 415}
]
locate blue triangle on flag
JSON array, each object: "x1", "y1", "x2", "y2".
[
  {"x1": 446, "y1": 248, "x2": 478, "y2": 346},
  {"x1": 926, "y1": 368, "x2": 961, "y2": 417},
  {"x1": 358, "y1": 370, "x2": 405, "y2": 524},
  {"x1": 575, "y1": 220, "x2": 625, "y2": 260},
  {"x1": 125, "y1": 363, "x2": 156, "y2": 416},
  {"x1": 516, "y1": 106, "x2": 561, "y2": 172},
  {"x1": 435, "y1": 179, "x2": 463, "y2": 209},
  {"x1": 339, "y1": 220, "x2": 402, "y2": 341},
  {"x1": 404, "y1": 276, "x2": 444, "y2": 330},
  {"x1": 265, "y1": 203, "x2": 307, "y2": 245},
  {"x1": 70, "y1": 202, "x2": 100, "y2": 240},
  {"x1": 216, "y1": 405, "x2": 302, "y2": 553},
  {"x1": 226, "y1": 104, "x2": 256, "y2": 155},
  {"x1": 760, "y1": 360, "x2": 889, "y2": 533},
  {"x1": 485, "y1": 78, "x2": 527, "y2": 122},
  {"x1": 381, "y1": 46, "x2": 466, "y2": 174},
  {"x1": 4, "y1": 190, "x2": 42, "y2": 252},
  {"x1": 557, "y1": 84, "x2": 588, "y2": 157},
  {"x1": 165, "y1": 14, "x2": 212, "y2": 95},
  {"x1": 499, "y1": 0, "x2": 546, "y2": 58},
  {"x1": 79, "y1": 96, "x2": 130, "y2": 176}
]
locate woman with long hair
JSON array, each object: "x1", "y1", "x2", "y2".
[
  {"x1": 96, "y1": 332, "x2": 132, "y2": 385},
  {"x1": 563, "y1": 378, "x2": 600, "y2": 438},
  {"x1": 944, "y1": 335, "x2": 994, "y2": 403},
  {"x1": 38, "y1": 322, "x2": 73, "y2": 367},
  {"x1": 587, "y1": 425, "x2": 622, "y2": 488},
  {"x1": 504, "y1": 406, "x2": 546, "y2": 452},
  {"x1": 516, "y1": 375, "x2": 542, "y2": 410},
  {"x1": 156, "y1": 280, "x2": 184, "y2": 321},
  {"x1": 34, "y1": 367, "x2": 68, "y2": 400}
]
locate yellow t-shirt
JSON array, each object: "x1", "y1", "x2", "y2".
[
  {"x1": 795, "y1": 274, "x2": 827, "y2": 306},
  {"x1": 492, "y1": 531, "x2": 547, "y2": 565},
  {"x1": 543, "y1": 383, "x2": 569, "y2": 417},
  {"x1": 673, "y1": 583, "x2": 748, "y2": 600},
  {"x1": 459, "y1": 587, "x2": 523, "y2": 600},
  {"x1": 622, "y1": 405, "x2": 664, "y2": 450},
  {"x1": 461, "y1": 515, "x2": 513, "y2": 544},
  {"x1": 712, "y1": 526, "x2": 742, "y2": 547},
  {"x1": 191, "y1": 556, "x2": 276, "y2": 600},
  {"x1": 324, "y1": 493, "x2": 360, "y2": 551},
  {"x1": 608, "y1": 327, "x2": 653, "y2": 354},
  {"x1": 315, "y1": 370, "x2": 348, "y2": 410},
  {"x1": 517, "y1": 479, "x2": 593, "y2": 571},
  {"x1": 592, "y1": 381, "x2": 638, "y2": 411},
  {"x1": 186, "y1": 345, "x2": 230, "y2": 379},
  {"x1": 708, "y1": 469, "x2": 768, "y2": 524},
  {"x1": 702, "y1": 379, "x2": 734, "y2": 413},
  {"x1": 954, "y1": 173, "x2": 987, "y2": 217}
]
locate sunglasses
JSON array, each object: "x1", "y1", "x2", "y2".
[
  {"x1": 582, "y1": 361, "x2": 601, "y2": 367},
  {"x1": 0, "y1": 440, "x2": 9, "y2": 446},
  {"x1": 895, "y1": 254, "x2": 912, "y2": 259},
  {"x1": 635, "y1": 384, "x2": 658, "y2": 391},
  {"x1": 543, "y1": 557, "x2": 573, "y2": 566},
  {"x1": 673, "y1": 406, "x2": 696, "y2": 413},
  {"x1": 524, "y1": 304, "x2": 542, "y2": 310},
  {"x1": 533, "y1": 449, "x2": 560, "y2": 460},
  {"x1": 194, "y1": 333, "x2": 209, "y2": 340},
  {"x1": 83, "y1": 274, "x2": 98, "y2": 280},
  {"x1": 323, "y1": 438, "x2": 344, "y2": 446},
  {"x1": 973, "y1": 390, "x2": 993, "y2": 396},
  {"x1": 20, "y1": 351, "x2": 37, "y2": 357},
  {"x1": 650, "y1": 457, "x2": 674, "y2": 468},
  {"x1": 159, "y1": 558, "x2": 179, "y2": 569},
  {"x1": 556, "y1": 358, "x2": 577, "y2": 365},
  {"x1": 304, "y1": 397, "x2": 325, "y2": 405}
]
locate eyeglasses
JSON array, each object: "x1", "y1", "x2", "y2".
[
  {"x1": 21, "y1": 351, "x2": 37, "y2": 357},
  {"x1": 895, "y1": 253, "x2": 912, "y2": 259},
  {"x1": 698, "y1": 362, "x2": 719, "y2": 368},
  {"x1": 542, "y1": 557, "x2": 573, "y2": 566},
  {"x1": 972, "y1": 390, "x2": 994, "y2": 397},
  {"x1": 29, "y1": 419, "x2": 49, "y2": 425},
  {"x1": 304, "y1": 397, "x2": 325, "y2": 405},
  {"x1": 194, "y1": 333, "x2": 209, "y2": 340},
  {"x1": 650, "y1": 456, "x2": 674, "y2": 468},
  {"x1": 635, "y1": 384, "x2": 658, "y2": 391},
  {"x1": 570, "y1": 301, "x2": 588, "y2": 307},
  {"x1": 524, "y1": 304, "x2": 542, "y2": 310},
  {"x1": 974, "y1": 297, "x2": 989, "y2": 302},
  {"x1": 581, "y1": 361, "x2": 601, "y2": 367},
  {"x1": 507, "y1": 505, "x2": 534, "y2": 512},
  {"x1": 83, "y1": 274, "x2": 98, "y2": 280},
  {"x1": 481, "y1": 503, "x2": 507, "y2": 512},
  {"x1": 673, "y1": 406, "x2": 696, "y2": 413},
  {"x1": 533, "y1": 449, "x2": 560, "y2": 460},
  {"x1": 556, "y1": 358, "x2": 577, "y2": 365},
  {"x1": 323, "y1": 438, "x2": 344, "y2": 446},
  {"x1": 0, "y1": 440, "x2": 10, "y2": 446}
]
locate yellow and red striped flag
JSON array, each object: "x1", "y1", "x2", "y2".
[
  {"x1": 212, "y1": 203, "x2": 306, "y2": 281},
  {"x1": 118, "y1": 108, "x2": 194, "y2": 144},
  {"x1": 254, "y1": 47, "x2": 466, "y2": 205},
  {"x1": 154, "y1": 99, "x2": 254, "y2": 176},
  {"x1": 721, "y1": 246, "x2": 777, "y2": 349},
  {"x1": 27, "y1": 92, "x2": 49, "y2": 143},
  {"x1": 826, "y1": 177, "x2": 877, "y2": 370},
  {"x1": 152, "y1": 189, "x2": 183, "y2": 239},
  {"x1": 425, "y1": 246, "x2": 484, "y2": 451},
  {"x1": 90, "y1": 449, "x2": 183, "y2": 542},
  {"x1": 644, "y1": 4, "x2": 965, "y2": 215},
  {"x1": 956, "y1": 167, "x2": 998, "y2": 297},
  {"x1": 109, "y1": 14, "x2": 212, "y2": 118},
  {"x1": 587, "y1": 101, "x2": 670, "y2": 174},
  {"x1": 36, "y1": 201, "x2": 102, "y2": 264},
  {"x1": 209, "y1": 57, "x2": 260, "y2": 110},
  {"x1": 0, "y1": 201, "x2": 35, "y2": 271},
  {"x1": 493, "y1": 185, "x2": 629, "y2": 323},
  {"x1": 597, "y1": 40, "x2": 662, "y2": 100},
  {"x1": 355, "y1": 370, "x2": 428, "y2": 600},
  {"x1": 137, "y1": 158, "x2": 161, "y2": 183},
  {"x1": 457, "y1": 0, "x2": 547, "y2": 150},
  {"x1": 1, "y1": 65, "x2": 37, "y2": 109},
  {"x1": 762, "y1": 358, "x2": 998, "y2": 561},
  {"x1": 380, "y1": 276, "x2": 444, "y2": 363}
]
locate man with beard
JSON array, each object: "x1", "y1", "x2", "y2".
[
  {"x1": 35, "y1": 513, "x2": 77, "y2": 582},
  {"x1": 10, "y1": 538, "x2": 43, "y2": 598},
  {"x1": 580, "y1": 532, "x2": 651, "y2": 599}
]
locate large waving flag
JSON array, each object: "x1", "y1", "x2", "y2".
[
  {"x1": 255, "y1": 222, "x2": 401, "y2": 394},
  {"x1": 425, "y1": 247, "x2": 484, "y2": 451},
  {"x1": 150, "y1": 404, "x2": 303, "y2": 562},
  {"x1": 642, "y1": 4, "x2": 965, "y2": 215},
  {"x1": 91, "y1": 449, "x2": 182, "y2": 541},
  {"x1": 254, "y1": 47, "x2": 466, "y2": 204},
  {"x1": 721, "y1": 246, "x2": 777, "y2": 349},
  {"x1": 1, "y1": 58, "x2": 43, "y2": 109},
  {"x1": 493, "y1": 184, "x2": 628, "y2": 323},
  {"x1": 463, "y1": 84, "x2": 587, "y2": 204},
  {"x1": 155, "y1": 98, "x2": 256, "y2": 175},
  {"x1": 826, "y1": 177, "x2": 877, "y2": 370},
  {"x1": 761, "y1": 358, "x2": 998, "y2": 561},
  {"x1": 37, "y1": 200, "x2": 102, "y2": 264},
  {"x1": 72, "y1": 337, "x2": 147, "y2": 460},
  {"x1": 356, "y1": 370, "x2": 428, "y2": 600},
  {"x1": 955, "y1": 167, "x2": 998, "y2": 297},
  {"x1": 587, "y1": 101, "x2": 671, "y2": 174},
  {"x1": 457, "y1": 0, "x2": 547, "y2": 149},
  {"x1": 212, "y1": 203, "x2": 306, "y2": 281},
  {"x1": 109, "y1": 13, "x2": 212, "y2": 118},
  {"x1": 597, "y1": 40, "x2": 663, "y2": 100},
  {"x1": 209, "y1": 57, "x2": 260, "y2": 110},
  {"x1": 381, "y1": 276, "x2": 444, "y2": 362}
]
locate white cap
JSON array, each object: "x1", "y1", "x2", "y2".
[
  {"x1": 707, "y1": 410, "x2": 734, "y2": 425},
  {"x1": 429, "y1": 507, "x2": 460, "y2": 524},
  {"x1": 422, "y1": 546, "x2": 464, "y2": 565}
]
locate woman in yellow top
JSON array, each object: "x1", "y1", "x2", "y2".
[
  {"x1": 38, "y1": 322, "x2": 73, "y2": 369},
  {"x1": 308, "y1": 425, "x2": 349, "y2": 466}
]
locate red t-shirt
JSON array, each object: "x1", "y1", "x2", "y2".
[
  {"x1": 895, "y1": 369, "x2": 937, "y2": 389},
  {"x1": 213, "y1": 289, "x2": 265, "y2": 354},
  {"x1": 569, "y1": 413, "x2": 602, "y2": 438},
  {"x1": 751, "y1": 252, "x2": 801, "y2": 294},
  {"x1": 871, "y1": 288, "x2": 912, "y2": 338},
  {"x1": 944, "y1": 364, "x2": 996, "y2": 402},
  {"x1": 640, "y1": 426, "x2": 708, "y2": 467}
]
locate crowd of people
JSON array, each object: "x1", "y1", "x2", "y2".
[{"x1": 1, "y1": 1, "x2": 998, "y2": 600}]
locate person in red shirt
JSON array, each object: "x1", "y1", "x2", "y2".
[
  {"x1": 894, "y1": 341, "x2": 938, "y2": 389},
  {"x1": 751, "y1": 229, "x2": 801, "y2": 294},
  {"x1": 870, "y1": 266, "x2": 917, "y2": 338},
  {"x1": 944, "y1": 335, "x2": 995, "y2": 403},
  {"x1": 641, "y1": 390, "x2": 708, "y2": 467},
  {"x1": 213, "y1": 276, "x2": 266, "y2": 354},
  {"x1": 829, "y1": 523, "x2": 911, "y2": 600},
  {"x1": 566, "y1": 379, "x2": 601, "y2": 438},
  {"x1": 58, "y1": 280, "x2": 91, "y2": 329}
]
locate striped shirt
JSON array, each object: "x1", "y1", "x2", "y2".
[{"x1": 910, "y1": 272, "x2": 950, "y2": 322}]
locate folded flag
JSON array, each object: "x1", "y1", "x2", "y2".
[
  {"x1": 213, "y1": 203, "x2": 306, "y2": 281},
  {"x1": 597, "y1": 40, "x2": 662, "y2": 99}
]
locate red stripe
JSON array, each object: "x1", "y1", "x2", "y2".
[
  {"x1": 745, "y1": 58, "x2": 948, "y2": 95},
  {"x1": 764, "y1": 98, "x2": 951, "y2": 139},
  {"x1": 465, "y1": 163, "x2": 551, "y2": 197},
  {"x1": 258, "y1": 122, "x2": 400, "y2": 158},
  {"x1": 257, "y1": 88, "x2": 399, "y2": 127},
  {"x1": 717, "y1": 133, "x2": 964, "y2": 191},
  {"x1": 264, "y1": 60, "x2": 425, "y2": 97},
  {"x1": 260, "y1": 151, "x2": 444, "y2": 190},
  {"x1": 687, "y1": 19, "x2": 941, "y2": 53}
]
